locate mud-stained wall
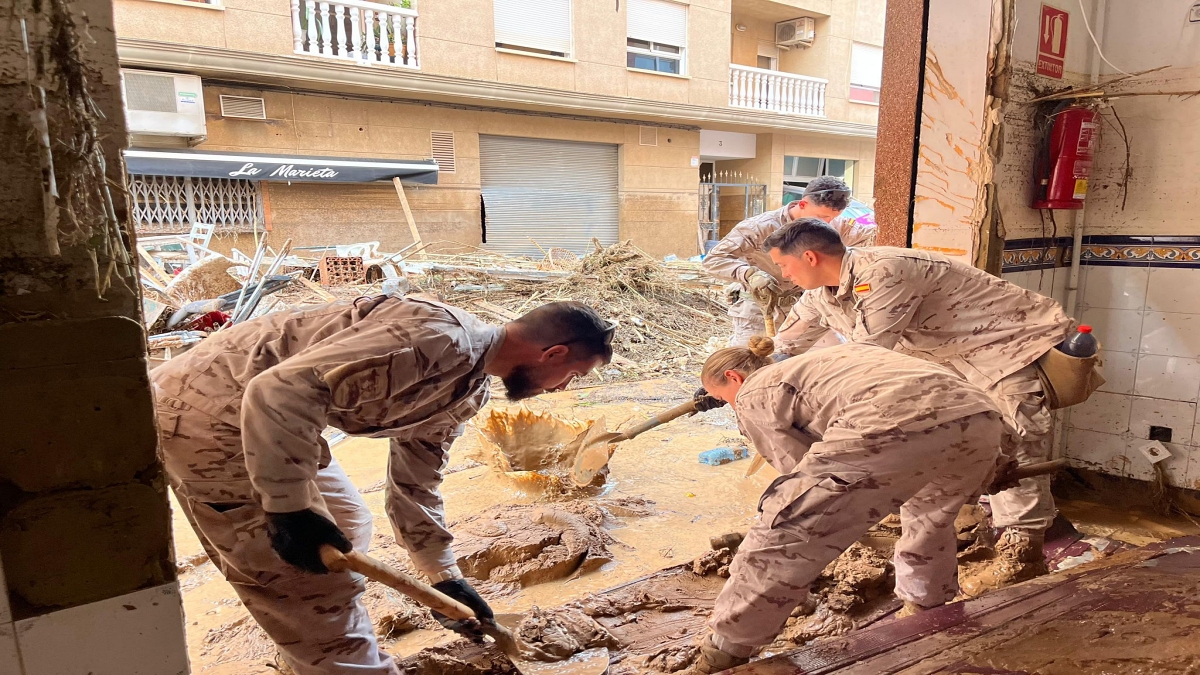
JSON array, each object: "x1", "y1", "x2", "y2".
[
  {"x1": 907, "y1": 0, "x2": 1000, "y2": 264},
  {"x1": 0, "y1": 1, "x2": 186, "y2": 672}
]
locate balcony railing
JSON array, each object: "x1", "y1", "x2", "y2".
[
  {"x1": 290, "y1": 0, "x2": 419, "y2": 68},
  {"x1": 729, "y1": 65, "x2": 826, "y2": 117}
]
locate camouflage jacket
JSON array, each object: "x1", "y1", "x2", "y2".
[
  {"x1": 734, "y1": 343, "x2": 998, "y2": 475},
  {"x1": 702, "y1": 203, "x2": 878, "y2": 292},
  {"x1": 776, "y1": 247, "x2": 1072, "y2": 389},
  {"x1": 152, "y1": 295, "x2": 501, "y2": 573}
]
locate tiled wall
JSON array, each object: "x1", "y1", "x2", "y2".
[{"x1": 1003, "y1": 237, "x2": 1200, "y2": 491}]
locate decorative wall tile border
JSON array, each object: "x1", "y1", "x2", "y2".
[
  {"x1": 1002, "y1": 236, "x2": 1200, "y2": 271},
  {"x1": 1002, "y1": 237, "x2": 1073, "y2": 272}
]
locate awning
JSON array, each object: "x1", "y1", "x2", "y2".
[{"x1": 123, "y1": 148, "x2": 439, "y2": 184}]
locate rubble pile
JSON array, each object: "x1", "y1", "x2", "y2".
[{"x1": 139, "y1": 237, "x2": 730, "y2": 379}]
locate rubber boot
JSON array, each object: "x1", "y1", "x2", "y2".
[{"x1": 679, "y1": 635, "x2": 750, "y2": 675}]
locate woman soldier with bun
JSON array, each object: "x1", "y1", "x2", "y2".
[{"x1": 682, "y1": 336, "x2": 1006, "y2": 674}]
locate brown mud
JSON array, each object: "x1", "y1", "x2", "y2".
[
  {"x1": 452, "y1": 500, "x2": 654, "y2": 593},
  {"x1": 471, "y1": 408, "x2": 608, "y2": 498}
]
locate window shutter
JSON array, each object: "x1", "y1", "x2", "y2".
[
  {"x1": 850, "y1": 43, "x2": 884, "y2": 88},
  {"x1": 494, "y1": 0, "x2": 572, "y2": 55},
  {"x1": 627, "y1": 0, "x2": 687, "y2": 48}
]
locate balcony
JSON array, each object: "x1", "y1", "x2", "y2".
[
  {"x1": 729, "y1": 65, "x2": 827, "y2": 117},
  {"x1": 290, "y1": 0, "x2": 419, "y2": 68}
]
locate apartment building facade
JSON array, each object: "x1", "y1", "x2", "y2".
[{"x1": 113, "y1": 0, "x2": 883, "y2": 258}]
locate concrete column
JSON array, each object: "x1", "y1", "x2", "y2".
[{"x1": 0, "y1": 1, "x2": 188, "y2": 673}]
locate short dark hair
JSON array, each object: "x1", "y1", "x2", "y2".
[
  {"x1": 802, "y1": 176, "x2": 852, "y2": 211},
  {"x1": 513, "y1": 301, "x2": 615, "y2": 363},
  {"x1": 763, "y1": 218, "x2": 847, "y2": 257}
]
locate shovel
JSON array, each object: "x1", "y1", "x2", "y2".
[
  {"x1": 318, "y1": 546, "x2": 610, "y2": 675},
  {"x1": 569, "y1": 399, "x2": 701, "y2": 486}
]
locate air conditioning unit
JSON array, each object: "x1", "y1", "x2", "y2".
[
  {"x1": 121, "y1": 69, "x2": 206, "y2": 140},
  {"x1": 776, "y1": 17, "x2": 816, "y2": 47}
]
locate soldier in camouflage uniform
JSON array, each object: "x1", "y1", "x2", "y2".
[
  {"x1": 703, "y1": 176, "x2": 876, "y2": 346},
  {"x1": 152, "y1": 296, "x2": 614, "y2": 675},
  {"x1": 683, "y1": 337, "x2": 1002, "y2": 673},
  {"x1": 768, "y1": 220, "x2": 1073, "y2": 585}
]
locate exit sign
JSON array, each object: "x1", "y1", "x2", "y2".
[{"x1": 1037, "y1": 4, "x2": 1069, "y2": 78}]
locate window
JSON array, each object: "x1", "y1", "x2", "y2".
[
  {"x1": 626, "y1": 0, "x2": 687, "y2": 75},
  {"x1": 493, "y1": 0, "x2": 572, "y2": 57},
  {"x1": 782, "y1": 156, "x2": 857, "y2": 202},
  {"x1": 850, "y1": 42, "x2": 883, "y2": 104}
]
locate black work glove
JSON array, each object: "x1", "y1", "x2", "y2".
[
  {"x1": 694, "y1": 387, "x2": 728, "y2": 412},
  {"x1": 265, "y1": 509, "x2": 352, "y2": 574},
  {"x1": 432, "y1": 578, "x2": 494, "y2": 639}
]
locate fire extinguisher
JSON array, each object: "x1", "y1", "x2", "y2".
[{"x1": 1032, "y1": 106, "x2": 1099, "y2": 210}]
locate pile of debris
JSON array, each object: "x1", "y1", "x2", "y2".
[
  {"x1": 139, "y1": 234, "x2": 730, "y2": 379},
  {"x1": 411, "y1": 240, "x2": 730, "y2": 378}
]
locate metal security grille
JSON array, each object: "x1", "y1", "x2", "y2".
[{"x1": 128, "y1": 175, "x2": 262, "y2": 234}]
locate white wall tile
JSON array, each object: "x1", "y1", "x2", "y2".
[
  {"x1": 1080, "y1": 265, "x2": 1149, "y2": 310},
  {"x1": 1156, "y1": 442, "x2": 1191, "y2": 488},
  {"x1": 0, "y1": 624, "x2": 21, "y2": 675},
  {"x1": 1064, "y1": 428, "x2": 1129, "y2": 477},
  {"x1": 1140, "y1": 312, "x2": 1200, "y2": 357},
  {"x1": 1080, "y1": 307, "x2": 1143, "y2": 353},
  {"x1": 16, "y1": 583, "x2": 188, "y2": 675},
  {"x1": 1145, "y1": 267, "x2": 1200, "y2": 314},
  {"x1": 1184, "y1": 449, "x2": 1200, "y2": 491},
  {"x1": 1129, "y1": 396, "x2": 1197, "y2": 445},
  {"x1": 1133, "y1": 354, "x2": 1200, "y2": 402},
  {"x1": 1068, "y1": 390, "x2": 1131, "y2": 436},
  {"x1": 1097, "y1": 350, "x2": 1137, "y2": 395},
  {"x1": 1124, "y1": 440, "x2": 1159, "y2": 482}
]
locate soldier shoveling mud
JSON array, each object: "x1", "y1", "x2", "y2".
[
  {"x1": 769, "y1": 219, "x2": 1103, "y2": 589},
  {"x1": 680, "y1": 336, "x2": 1007, "y2": 673},
  {"x1": 152, "y1": 296, "x2": 613, "y2": 675}
]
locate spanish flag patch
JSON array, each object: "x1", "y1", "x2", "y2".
[{"x1": 854, "y1": 283, "x2": 872, "y2": 294}]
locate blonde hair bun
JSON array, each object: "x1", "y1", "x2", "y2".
[{"x1": 747, "y1": 335, "x2": 775, "y2": 358}]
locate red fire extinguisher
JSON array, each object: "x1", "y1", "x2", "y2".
[{"x1": 1032, "y1": 106, "x2": 1099, "y2": 210}]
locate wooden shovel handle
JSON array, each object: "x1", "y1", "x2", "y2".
[
  {"x1": 613, "y1": 399, "x2": 700, "y2": 442},
  {"x1": 1008, "y1": 458, "x2": 1068, "y2": 481},
  {"x1": 318, "y1": 546, "x2": 524, "y2": 659},
  {"x1": 319, "y1": 546, "x2": 474, "y2": 621}
]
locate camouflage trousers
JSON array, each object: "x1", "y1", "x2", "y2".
[
  {"x1": 728, "y1": 297, "x2": 837, "y2": 348},
  {"x1": 709, "y1": 412, "x2": 1003, "y2": 654},
  {"x1": 979, "y1": 364, "x2": 1057, "y2": 532},
  {"x1": 160, "y1": 400, "x2": 398, "y2": 675}
]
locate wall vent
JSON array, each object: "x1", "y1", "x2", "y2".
[
  {"x1": 219, "y1": 95, "x2": 267, "y2": 120},
  {"x1": 431, "y1": 131, "x2": 456, "y2": 173},
  {"x1": 639, "y1": 126, "x2": 658, "y2": 146}
]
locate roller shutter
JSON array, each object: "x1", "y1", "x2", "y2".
[{"x1": 479, "y1": 135, "x2": 619, "y2": 257}]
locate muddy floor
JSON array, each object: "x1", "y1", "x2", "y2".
[{"x1": 169, "y1": 375, "x2": 1200, "y2": 675}]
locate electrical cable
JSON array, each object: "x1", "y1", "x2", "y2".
[{"x1": 1077, "y1": 0, "x2": 1129, "y2": 76}]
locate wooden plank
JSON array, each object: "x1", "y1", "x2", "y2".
[
  {"x1": 296, "y1": 274, "x2": 337, "y2": 302},
  {"x1": 393, "y1": 178, "x2": 424, "y2": 258},
  {"x1": 473, "y1": 300, "x2": 520, "y2": 321},
  {"x1": 136, "y1": 246, "x2": 172, "y2": 287}
]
